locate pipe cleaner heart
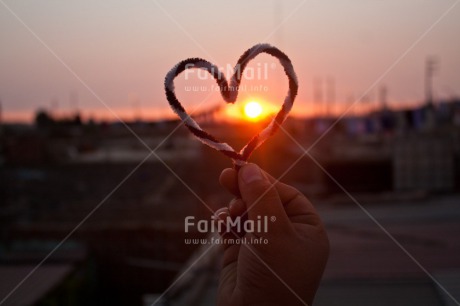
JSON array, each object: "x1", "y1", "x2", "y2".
[{"x1": 164, "y1": 43, "x2": 298, "y2": 169}]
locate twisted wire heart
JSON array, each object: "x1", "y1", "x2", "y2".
[{"x1": 164, "y1": 43, "x2": 298, "y2": 169}]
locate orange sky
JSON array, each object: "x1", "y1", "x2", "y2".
[{"x1": 1, "y1": 0, "x2": 459, "y2": 123}]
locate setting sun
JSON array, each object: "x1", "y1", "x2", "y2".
[{"x1": 244, "y1": 101, "x2": 263, "y2": 120}]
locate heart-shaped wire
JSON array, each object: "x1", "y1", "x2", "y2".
[{"x1": 164, "y1": 43, "x2": 298, "y2": 169}]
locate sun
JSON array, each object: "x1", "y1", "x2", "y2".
[{"x1": 244, "y1": 101, "x2": 263, "y2": 120}]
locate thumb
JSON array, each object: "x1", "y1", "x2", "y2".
[{"x1": 238, "y1": 164, "x2": 291, "y2": 231}]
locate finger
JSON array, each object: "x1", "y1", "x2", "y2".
[
  {"x1": 219, "y1": 168, "x2": 240, "y2": 197},
  {"x1": 262, "y1": 171, "x2": 320, "y2": 222},
  {"x1": 223, "y1": 165, "x2": 320, "y2": 226},
  {"x1": 220, "y1": 166, "x2": 310, "y2": 215},
  {"x1": 238, "y1": 163, "x2": 291, "y2": 233},
  {"x1": 228, "y1": 198, "x2": 247, "y2": 237},
  {"x1": 214, "y1": 207, "x2": 231, "y2": 236},
  {"x1": 229, "y1": 198, "x2": 246, "y2": 218},
  {"x1": 213, "y1": 208, "x2": 241, "y2": 245}
]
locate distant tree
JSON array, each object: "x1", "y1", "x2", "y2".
[
  {"x1": 72, "y1": 113, "x2": 82, "y2": 126},
  {"x1": 35, "y1": 109, "x2": 54, "y2": 128}
]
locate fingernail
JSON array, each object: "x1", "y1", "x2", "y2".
[
  {"x1": 214, "y1": 207, "x2": 229, "y2": 221},
  {"x1": 229, "y1": 198, "x2": 238, "y2": 211},
  {"x1": 241, "y1": 164, "x2": 263, "y2": 183}
]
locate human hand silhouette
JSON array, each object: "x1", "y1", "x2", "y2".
[{"x1": 216, "y1": 163, "x2": 329, "y2": 306}]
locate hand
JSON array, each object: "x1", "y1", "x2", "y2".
[{"x1": 216, "y1": 163, "x2": 329, "y2": 306}]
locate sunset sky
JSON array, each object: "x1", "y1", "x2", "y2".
[{"x1": 1, "y1": 0, "x2": 459, "y2": 122}]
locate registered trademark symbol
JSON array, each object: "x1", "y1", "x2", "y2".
[{"x1": 270, "y1": 216, "x2": 276, "y2": 222}]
